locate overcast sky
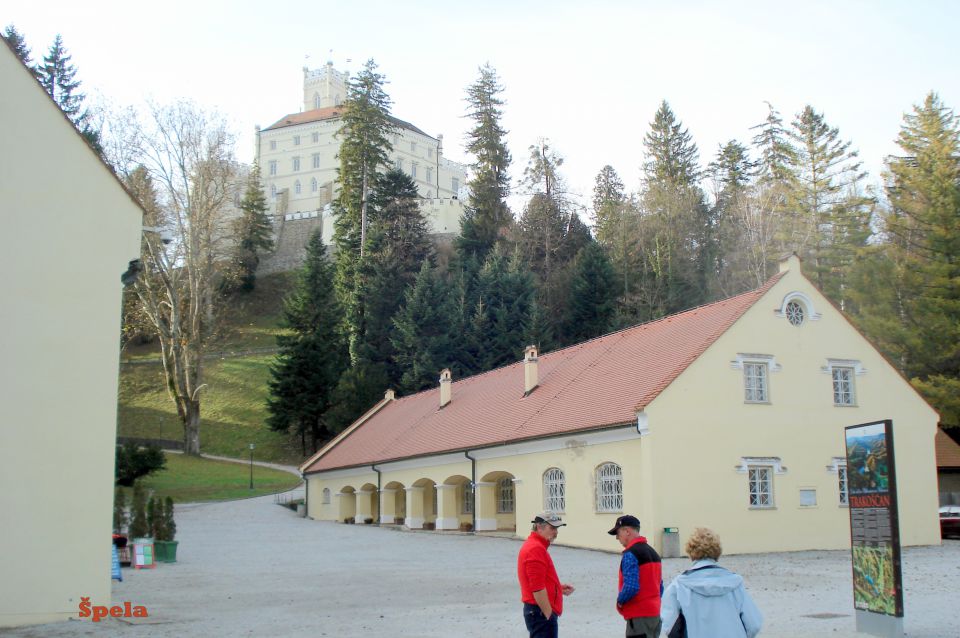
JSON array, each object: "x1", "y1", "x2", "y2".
[{"x1": 7, "y1": 0, "x2": 959, "y2": 213}]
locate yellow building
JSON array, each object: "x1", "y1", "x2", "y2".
[
  {"x1": 0, "y1": 42, "x2": 142, "y2": 627},
  {"x1": 301, "y1": 256, "x2": 941, "y2": 556}
]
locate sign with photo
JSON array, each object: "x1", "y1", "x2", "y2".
[{"x1": 844, "y1": 420, "x2": 903, "y2": 618}]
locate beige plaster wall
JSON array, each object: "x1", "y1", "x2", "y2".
[
  {"x1": 645, "y1": 261, "x2": 941, "y2": 555},
  {"x1": 0, "y1": 45, "x2": 142, "y2": 627}
]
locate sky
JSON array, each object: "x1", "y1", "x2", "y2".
[{"x1": 6, "y1": 0, "x2": 959, "y2": 214}]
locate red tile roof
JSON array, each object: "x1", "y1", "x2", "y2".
[
  {"x1": 303, "y1": 272, "x2": 786, "y2": 474},
  {"x1": 936, "y1": 428, "x2": 960, "y2": 468},
  {"x1": 263, "y1": 106, "x2": 430, "y2": 138}
]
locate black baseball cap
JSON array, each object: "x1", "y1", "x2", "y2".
[{"x1": 607, "y1": 514, "x2": 640, "y2": 535}]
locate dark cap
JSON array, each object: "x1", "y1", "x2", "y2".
[
  {"x1": 531, "y1": 512, "x2": 566, "y2": 527},
  {"x1": 607, "y1": 514, "x2": 640, "y2": 535}
]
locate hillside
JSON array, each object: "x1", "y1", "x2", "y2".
[{"x1": 117, "y1": 272, "x2": 306, "y2": 465}]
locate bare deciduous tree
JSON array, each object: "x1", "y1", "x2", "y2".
[{"x1": 124, "y1": 100, "x2": 238, "y2": 455}]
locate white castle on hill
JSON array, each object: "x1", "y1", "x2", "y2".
[{"x1": 256, "y1": 62, "x2": 467, "y2": 272}]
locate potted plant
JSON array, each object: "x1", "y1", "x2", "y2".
[{"x1": 153, "y1": 497, "x2": 178, "y2": 563}]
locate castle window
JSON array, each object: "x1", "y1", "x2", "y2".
[
  {"x1": 311, "y1": 178, "x2": 318, "y2": 193},
  {"x1": 293, "y1": 135, "x2": 301, "y2": 146},
  {"x1": 452, "y1": 177, "x2": 460, "y2": 193},
  {"x1": 270, "y1": 184, "x2": 276, "y2": 198},
  {"x1": 312, "y1": 153, "x2": 320, "y2": 169},
  {"x1": 425, "y1": 168, "x2": 433, "y2": 183},
  {"x1": 314, "y1": 95, "x2": 320, "y2": 109},
  {"x1": 269, "y1": 140, "x2": 277, "y2": 151},
  {"x1": 312, "y1": 132, "x2": 319, "y2": 143},
  {"x1": 411, "y1": 163, "x2": 418, "y2": 179},
  {"x1": 428, "y1": 148, "x2": 434, "y2": 159},
  {"x1": 269, "y1": 160, "x2": 277, "y2": 176},
  {"x1": 292, "y1": 157, "x2": 300, "y2": 172},
  {"x1": 294, "y1": 180, "x2": 301, "y2": 195},
  {"x1": 411, "y1": 141, "x2": 417, "y2": 154}
]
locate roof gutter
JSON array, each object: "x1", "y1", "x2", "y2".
[{"x1": 464, "y1": 451, "x2": 477, "y2": 534}]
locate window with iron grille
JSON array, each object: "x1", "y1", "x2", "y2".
[
  {"x1": 322, "y1": 488, "x2": 330, "y2": 504},
  {"x1": 832, "y1": 367, "x2": 855, "y2": 406},
  {"x1": 744, "y1": 362, "x2": 768, "y2": 402},
  {"x1": 785, "y1": 300, "x2": 805, "y2": 326},
  {"x1": 497, "y1": 478, "x2": 514, "y2": 513},
  {"x1": 596, "y1": 463, "x2": 623, "y2": 512},
  {"x1": 462, "y1": 484, "x2": 474, "y2": 514},
  {"x1": 748, "y1": 466, "x2": 774, "y2": 507},
  {"x1": 838, "y1": 465, "x2": 849, "y2": 506},
  {"x1": 543, "y1": 468, "x2": 565, "y2": 512}
]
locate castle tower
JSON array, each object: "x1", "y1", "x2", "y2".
[{"x1": 303, "y1": 61, "x2": 349, "y2": 111}]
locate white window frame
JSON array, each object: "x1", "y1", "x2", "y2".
[
  {"x1": 595, "y1": 463, "x2": 623, "y2": 513},
  {"x1": 293, "y1": 135, "x2": 301, "y2": 146},
  {"x1": 744, "y1": 362, "x2": 768, "y2": 403},
  {"x1": 312, "y1": 153, "x2": 320, "y2": 169},
  {"x1": 311, "y1": 177, "x2": 318, "y2": 192},
  {"x1": 411, "y1": 163, "x2": 418, "y2": 179},
  {"x1": 731, "y1": 354, "x2": 780, "y2": 404},
  {"x1": 822, "y1": 359, "x2": 865, "y2": 407},
  {"x1": 543, "y1": 468, "x2": 565, "y2": 513},
  {"x1": 425, "y1": 167, "x2": 433, "y2": 183},
  {"x1": 269, "y1": 140, "x2": 277, "y2": 151},
  {"x1": 737, "y1": 457, "x2": 785, "y2": 509},
  {"x1": 312, "y1": 132, "x2": 319, "y2": 143},
  {"x1": 775, "y1": 291, "x2": 821, "y2": 323},
  {"x1": 748, "y1": 465, "x2": 774, "y2": 508},
  {"x1": 294, "y1": 180, "x2": 301, "y2": 195},
  {"x1": 832, "y1": 366, "x2": 856, "y2": 406},
  {"x1": 497, "y1": 478, "x2": 514, "y2": 514},
  {"x1": 268, "y1": 160, "x2": 277, "y2": 176},
  {"x1": 292, "y1": 157, "x2": 300, "y2": 172},
  {"x1": 452, "y1": 177, "x2": 460, "y2": 193}
]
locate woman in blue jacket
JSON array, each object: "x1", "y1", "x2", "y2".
[{"x1": 661, "y1": 528, "x2": 763, "y2": 638}]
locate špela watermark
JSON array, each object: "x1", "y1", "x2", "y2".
[{"x1": 78, "y1": 597, "x2": 148, "y2": 621}]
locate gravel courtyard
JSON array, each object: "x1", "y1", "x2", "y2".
[{"x1": 5, "y1": 488, "x2": 957, "y2": 637}]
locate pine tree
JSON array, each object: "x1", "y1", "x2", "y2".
[
  {"x1": 787, "y1": 105, "x2": 873, "y2": 303},
  {"x1": 457, "y1": 64, "x2": 512, "y2": 263},
  {"x1": 643, "y1": 100, "x2": 701, "y2": 187},
  {"x1": 354, "y1": 169, "x2": 432, "y2": 384},
  {"x1": 227, "y1": 164, "x2": 273, "y2": 293},
  {"x1": 564, "y1": 241, "x2": 616, "y2": 343},
  {"x1": 2, "y1": 24, "x2": 37, "y2": 75},
  {"x1": 266, "y1": 230, "x2": 348, "y2": 453},
  {"x1": 751, "y1": 102, "x2": 796, "y2": 186},
  {"x1": 36, "y1": 34, "x2": 101, "y2": 152},
  {"x1": 332, "y1": 59, "x2": 395, "y2": 362},
  {"x1": 391, "y1": 262, "x2": 456, "y2": 393},
  {"x1": 860, "y1": 92, "x2": 960, "y2": 427},
  {"x1": 470, "y1": 248, "x2": 536, "y2": 371}
]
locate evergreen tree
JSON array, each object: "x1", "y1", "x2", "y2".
[
  {"x1": 332, "y1": 59, "x2": 395, "y2": 362},
  {"x1": 751, "y1": 102, "x2": 796, "y2": 186},
  {"x1": 470, "y1": 248, "x2": 536, "y2": 371},
  {"x1": 325, "y1": 361, "x2": 392, "y2": 433},
  {"x1": 457, "y1": 64, "x2": 512, "y2": 263},
  {"x1": 266, "y1": 230, "x2": 348, "y2": 454},
  {"x1": 227, "y1": 164, "x2": 274, "y2": 293},
  {"x1": 2, "y1": 24, "x2": 37, "y2": 75},
  {"x1": 36, "y1": 34, "x2": 101, "y2": 152},
  {"x1": 564, "y1": 241, "x2": 617, "y2": 343},
  {"x1": 391, "y1": 262, "x2": 456, "y2": 393},
  {"x1": 638, "y1": 101, "x2": 713, "y2": 316},
  {"x1": 854, "y1": 92, "x2": 960, "y2": 427},
  {"x1": 354, "y1": 169, "x2": 432, "y2": 384},
  {"x1": 787, "y1": 105, "x2": 873, "y2": 304}
]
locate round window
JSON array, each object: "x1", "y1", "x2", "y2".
[{"x1": 786, "y1": 300, "x2": 805, "y2": 326}]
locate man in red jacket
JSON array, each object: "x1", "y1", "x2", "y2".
[
  {"x1": 517, "y1": 512, "x2": 575, "y2": 637},
  {"x1": 609, "y1": 515, "x2": 662, "y2": 638}
]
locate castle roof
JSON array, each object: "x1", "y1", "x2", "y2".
[
  {"x1": 301, "y1": 271, "x2": 786, "y2": 474},
  {"x1": 263, "y1": 106, "x2": 431, "y2": 139}
]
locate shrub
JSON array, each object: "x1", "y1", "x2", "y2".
[
  {"x1": 115, "y1": 443, "x2": 166, "y2": 487},
  {"x1": 129, "y1": 484, "x2": 150, "y2": 539}
]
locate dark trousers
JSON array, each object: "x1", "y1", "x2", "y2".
[
  {"x1": 523, "y1": 603, "x2": 559, "y2": 638},
  {"x1": 625, "y1": 615, "x2": 662, "y2": 638}
]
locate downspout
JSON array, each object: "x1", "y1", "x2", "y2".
[
  {"x1": 372, "y1": 465, "x2": 382, "y2": 526},
  {"x1": 464, "y1": 451, "x2": 477, "y2": 534}
]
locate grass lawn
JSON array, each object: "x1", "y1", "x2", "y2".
[{"x1": 133, "y1": 452, "x2": 302, "y2": 503}]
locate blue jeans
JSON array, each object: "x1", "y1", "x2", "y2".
[{"x1": 523, "y1": 603, "x2": 559, "y2": 638}]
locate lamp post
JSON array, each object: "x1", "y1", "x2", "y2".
[{"x1": 249, "y1": 443, "x2": 255, "y2": 490}]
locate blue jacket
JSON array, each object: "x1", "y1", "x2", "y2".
[{"x1": 661, "y1": 559, "x2": 762, "y2": 638}]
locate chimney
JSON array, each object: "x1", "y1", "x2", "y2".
[
  {"x1": 524, "y1": 345, "x2": 539, "y2": 396},
  {"x1": 384, "y1": 389, "x2": 395, "y2": 401},
  {"x1": 439, "y1": 368, "x2": 452, "y2": 408}
]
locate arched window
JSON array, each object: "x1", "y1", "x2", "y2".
[
  {"x1": 543, "y1": 468, "x2": 565, "y2": 512},
  {"x1": 294, "y1": 180, "x2": 301, "y2": 195},
  {"x1": 497, "y1": 477, "x2": 514, "y2": 513},
  {"x1": 314, "y1": 94, "x2": 321, "y2": 109},
  {"x1": 322, "y1": 488, "x2": 331, "y2": 504},
  {"x1": 785, "y1": 300, "x2": 805, "y2": 326},
  {"x1": 596, "y1": 463, "x2": 623, "y2": 512},
  {"x1": 311, "y1": 177, "x2": 318, "y2": 192}
]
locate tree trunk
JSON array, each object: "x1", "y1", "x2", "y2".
[{"x1": 183, "y1": 402, "x2": 201, "y2": 455}]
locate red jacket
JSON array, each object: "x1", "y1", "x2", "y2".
[
  {"x1": 617, "y1": 537, "x2": 662, "y2": 619},
  {"x1": 518, "y1": 532, "x2": 563, "y2": 616}
]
